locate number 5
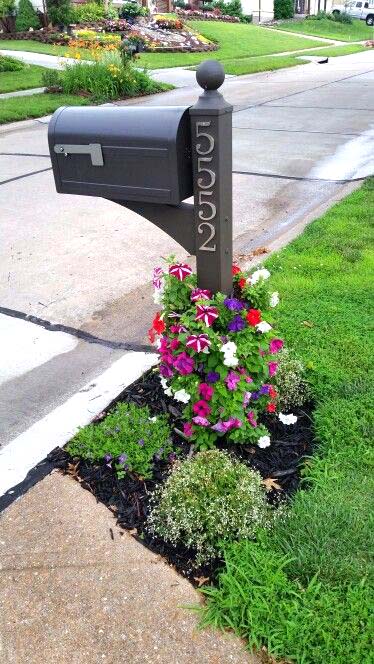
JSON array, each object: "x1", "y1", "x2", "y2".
[{"x1": 196, "y1": 121, "x2": 214, "y2": 156}]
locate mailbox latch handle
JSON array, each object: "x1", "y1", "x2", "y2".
[{"x1": 54, "y1": 143, "x2": 104, "y2": 167}]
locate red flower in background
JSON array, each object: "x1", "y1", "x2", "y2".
[
  {"x1": 169, "y1": 263, "x2": 192, "y2": 281},
  {"x1": 239, "y1": 278, "x2": 246, "y2": 289},
  {"x1": 232, "y1": 265, "x2": 241, "y2": 275},
  {"x1": 269, "y1": 385, "x2": 277, "y2": 399},
  {"x1": 267, "y1": 402, "x2": 276, "y2": 413},
  {"x1": 246, "y1": 309, "x2": 262, "y2": 327},
  {"x1": 148, "y1": 312, "x2": 165, "y2": 343}
]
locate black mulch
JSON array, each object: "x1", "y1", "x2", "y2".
[{"x1": 51, "y1": 369, "x2": 315, "y2": 586}]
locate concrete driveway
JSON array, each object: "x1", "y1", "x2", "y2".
[{"x1": 0, "y1": 50, "x2": 373, "y2": 483}]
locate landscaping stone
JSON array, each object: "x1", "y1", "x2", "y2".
[{"x1": 0, "y1": 472, "x2": 255, "y2": 663}]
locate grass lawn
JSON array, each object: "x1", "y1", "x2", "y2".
[
  {"x1": 0, "y1": 93, "x2": 91, "y2": 124},
  {"x1": 0, "y1": 40, "x2": 93, "y2": 59},
  {"x1": 272, "y1": 17, "x2": 374, "y2": 41},
  {"x1": 222, "y1": 54, "x2": 303, "y2": 75},
  {"x1": 137, "y1": 22, "x2": 326, "y2": 69},
  {"x1": 299, "y1": 43, "x2": 371, "y2": 57},
  {"x1": 0, "y1": 64, "x2": 47, "y2": 93},
  {"x1": 202, "y1": 179, "x2": 374, "y2": 664}
]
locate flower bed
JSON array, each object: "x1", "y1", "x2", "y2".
[{"x1": 55, "y1": 259, "x2": 313, "y2": 582}]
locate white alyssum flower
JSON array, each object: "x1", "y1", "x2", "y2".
[
  {"x1": 256, "y1": 321, "x2": 272, "y2": 334},
  {"x1": 270, "y1": 292, "x2": 279, "y2": 308},
  {"x1": 279, "y1": 413, "x2": 298, "y2": 425},
  {"x1": 251, "y1": 268, "x2": 270, "y2": 285},
  {"x1": 174, "y1": 389, "x2": 191, "y2": 404},
  {"x1": 160, "y1": 376, "x2": 172, "y2": 397},
  {"x1": 258, "y1": 435, "x2": 271, "y2": 449}
]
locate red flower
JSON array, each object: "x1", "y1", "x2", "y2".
[
  {"x1": 169, "y1": 263, "x2": 192, "y2": 281},
  {"x1": 196, "y1": 304, "x2": 219, "y2": 327},
  {"x1": 232, "y1": 265, "x2": 241, "y2": 275},
  {"x1": 153, "y1": 312, "x2": 165, "y2": 335},
  {"x1": 246, "y1": 309, "x2": 262, "y2": 326},
  {"x1": 193, "y1": 400, "x2": 211, "y2": 417},
  {"x1": 239, "y1": 278, "x2": 246, "y2": 289},
  {"x1": 267, "y1": 402, "x2": 276, "y2": 413},
  {"x1": 269, "y1": 385, "x2": 277, "y2": 399}
]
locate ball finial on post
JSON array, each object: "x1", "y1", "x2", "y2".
[{"x1": 196, "y1": 60, "x2": 225, "y2": 91}]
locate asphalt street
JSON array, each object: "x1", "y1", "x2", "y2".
[{"x1": 0, "y1": 50, "x2": 373, "y2": 453}]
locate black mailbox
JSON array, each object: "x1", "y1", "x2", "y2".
[{"x1": 48, "y1": 105, "x2": 193, "y2": 205}]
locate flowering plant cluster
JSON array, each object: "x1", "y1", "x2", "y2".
[{"x1": 149, "y1": 258, "x2": 294, "y2": 450}]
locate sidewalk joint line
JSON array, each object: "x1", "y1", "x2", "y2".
[
  {"x1": 0, "y1": 306, "x2": 154, "y2": 353},
  {"x1": 232, "y1": 171, "x2": 368, "y2": 183},
  {"x1": 0, "y1": 152, "x2": 50, "y2": 158},
  {"x1": 0, "y1": 166, "x2": 52, "y2": 186}
]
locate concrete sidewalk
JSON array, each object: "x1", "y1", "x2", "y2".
[{"x1": 0, "y1": 472, "x2": 255, "y2": 664}]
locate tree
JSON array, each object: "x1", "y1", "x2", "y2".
[
  {"x1": 15, "y1": 0, "x2": 40, "y2": 31},
  {"x1": 0, "y1": 0, "x2": 16, "y2": 32},
  {"x1": 274, "y1": 0, "x2": 294, "y2": 19},
  {"x1": 46, "y1": 0, "x2": 71, "y2": 26}
]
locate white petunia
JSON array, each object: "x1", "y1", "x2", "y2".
[
  {"x1": 148, "y1": 416, "x2": 157, "y2": 422},
  {"x1": 256, "y1": 321, "x2": 272, "y2": 334},
  {"x1": 270, "y1": 292, "x2": 279, "y2": 308},
  {"x1": 174, "y1": 389, "x2": 191, "y2": 404},
  {"x1": 160, "y1": 376, "x2": 173, "y2": 397},
  {"x1": 152, "y1": 289, "x2": 163, "y2": 305},
  {"x1": 220, "y1": 341, "x2": 237, "y2": 356},
  {"x1": 251, "y1": 268, "x2": 270, "y2": 284},
  {"x1": 258, "y1": 435, "x2": 271, "y2": 449},
  {"x1": 223, "y1": 355, "x2": 239, "y2": 368},
  {"x1": 279, "y1": 413, "x2": 298, "y2": 425},
  {"x1": 155, "y1": 338, "x2": 162, "y2": 349}
]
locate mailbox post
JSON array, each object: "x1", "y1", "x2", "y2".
[{"x1": 48, "y1": 60, "x2": 233, "y2": 295}]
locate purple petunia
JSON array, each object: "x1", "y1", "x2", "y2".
[
  {"x1": 228, "y1": 315, "x2": 246, "y2": 333},
  {"x1": 138, "y1": 439, "x2": 145, "y2": 447},
  {"x1": 104, "y1": 454, "x2": 112, "y2": 463},
  {"x1": 118, "y1": 453, "x2": 128, "y2": 465},
  {"x1": 259, "y1": 384, "x2": 270, "y2": 396},
  {"x1": 206, "y1": 371, "x2": 220, "y2": 383},
  {"x1": 173, "y1": 352, "x2": 194, "y2": 376},
  {"x1": 224, "y1": 297, "x2": 244, "y2": 311}
]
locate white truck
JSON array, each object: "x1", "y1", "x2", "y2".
[{"x1": 332, "y1": 1, "x2": 374, "y2": 25}]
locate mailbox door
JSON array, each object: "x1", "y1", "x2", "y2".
[{"x1": 49, "y1": 106, "x2": 193, "y2": 205}]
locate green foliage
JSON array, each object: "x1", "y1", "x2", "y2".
[
  {"x1": 71, "y1": 1, "x2": 105, "y2": 22},
  {"x1": 46, "y1": 0, "x2": 72, "y2": 26},
  {"x1": 15, "y1": 0, "x2": 39, "y2": 31},
  {"x1": 332, "y1": 10, "x2": 353, "y2": 23},
  {"x1": 214, "y1": 0, "x2": 243, "y2": 17},
  {"x1": 273, "y1": 347, "x2": 310, "y2": 411},
  {"x1": 41, "y1": 67, "x2": 62, "y2": 88},
  {"x1": 202, "y1": 179, "x2": 374, "y2": 663},
  {"x1": 274, "y1": 0, "x2": 294, "y2": 20},
  {"x1": 0, "y1": 54, "x2": 24, "y2": 71},
  {"x1": 147, "y1": 450, "x2": 272, "y2": 565},
  {"x1": 0, "y1": 0, "x2": 15, "y2": 19},
  {"x1": 271, "y1": 15, "x2": 372, "y2": 40},
  {"x1": 61, "y1": 50, "x2": 164, "y2": 102},
  {"x1": 105, "y1": 0, "x2": 118, "y2": 20},
  {"x1": 202, "y1": 538, "x2": 373, "y2": 664},
  {"x1": 66, "y1": 402, "x2": 173, "y2": 479},
  {"x1": 119, "y1": 1, "x2": 147, "y2": 19}
]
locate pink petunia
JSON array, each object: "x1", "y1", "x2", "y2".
[
  {"x1": 269, "y1": 338, "x2": 284, "y2": 355},
  {"x1": 226, "y1": 371, "x2": 240, "y2": 391},
  {"x1": 268, "y1": 361, "x2": 278, "y2": 377},
  {"x1": 183, "y1": 422, "x2": 193, "y2": 438},
  {"x1": 170, "y1": 338, "x2": 180, "y2": 351},
  {"x1": 199, "y1": 383, "x2": 214, "y2": 401},
  {"x1": 169, "y1": 263, "x2": 193, "y2": 281},
  {"x1": 193, "y1": 400, "x2": 211, "y2": 417},
  {"x1": 192, "y1": 416, "x2": 210, "y2": 427},
  {"x1": 186, "y1": 334, "x2": 211, "y2": 353},
  {"x1": 170, "y1": 324, "x2": 187, "y2": 334},
  {"x1": 173, "y1": 352, "x2": 194, "y2": 375},
  {"x1": 152, "y1": 266, "x2": 163, "y2": 290},
  {"x1": 196, "y1": 304, "x2": 219, "y2": 327},
  {"x1": 191, "y1": 288, "x2": 212, "y2": 302},
  {"x1": 247, "y1": 411, "x2": 257, "y2": 427}
]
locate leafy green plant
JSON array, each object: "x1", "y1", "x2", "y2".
[
  {"x1": 15, "y1": 0, "x2": 40, "y2": 31},
  {"x1": 274, "y1": 0, "x2": 294, "y2": 20},
  {"x1": 41, "y1": 67, "x2": 62, "y2": 88},
  {"x1": 0, "y1": 0, "x2": 16, "y2": 33},
  {"x1": 46, "y1": 0, "x2": 72, "y2": 26},
  {"x1": 213, "y1": 0, "x2": 243, "y2": 17},
  {"x1": 147, "y1": 450, "x2": 272, "y2": 565},
  {"x1": 119, "y1": 1, "x2": 147, "y2": 19},
  {"x1": 66, "y1": 402, "x2": 173, "y2": 479},
  {"x1": 331, "y1": 11, "x2": 352, "y2": 23},
  {"x1": 71, "y1": 1, "x2": 105, "y2": 23},
  {"x1": 273, "y1": 347, "x2": 310, "y2": 411},
  {"x1": 0, "y1": 54, "x2": 24, "y2": 71}
]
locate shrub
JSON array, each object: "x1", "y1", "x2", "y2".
[
  {"x1": 46, "y1": 0, "x2": 71, "y2": 26},
  {"x1": 66, "y1": 402, "x2": 173, "y2": 479},
  {"x1": 332, "y1": 10, "x2": 352, "y2": 23},
  {"x1": 71, "y1": 1, "x2": 105, "y2": 23},
  {"x1": 0, "y1": 54, "x2": 24, "y2": 71},
  {"x1": 147, "y1": 450, "x2": 271, "y2": 565},
  {"x1": 273, "y1": 0, "x2": 293, "y2": 20},
  {"x1": 273, "y1": 348, "x2": 310, "y2": 411},
  {"x1": 15, "y1": 0, "x2": 40, "y2": 31},
  {"x1": 214, "y1": 0, "x2": 242, "y2": 17},
  {"x1": 119, "y1": 1, "x2": 147, "y2": 19},
  {"x1": 0, "y1": 0, "x2": 16, "y2": 33},
  {"x1": 240, "y1": 13, "x2": 252, "y2": 22},
  {"x1": 105, "y1": 0, "x2": 118, "y2": 20},
  {"x1": 150, "y1": 259, "x2": 285, "y2": 450}
]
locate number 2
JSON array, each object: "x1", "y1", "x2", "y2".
[{"x1": 198, "y1": 222, "x2": 216, "y2": 252}]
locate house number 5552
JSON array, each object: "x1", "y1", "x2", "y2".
[{"x1": 196, "y1": 121, "x2": 217, "y2": 252}]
